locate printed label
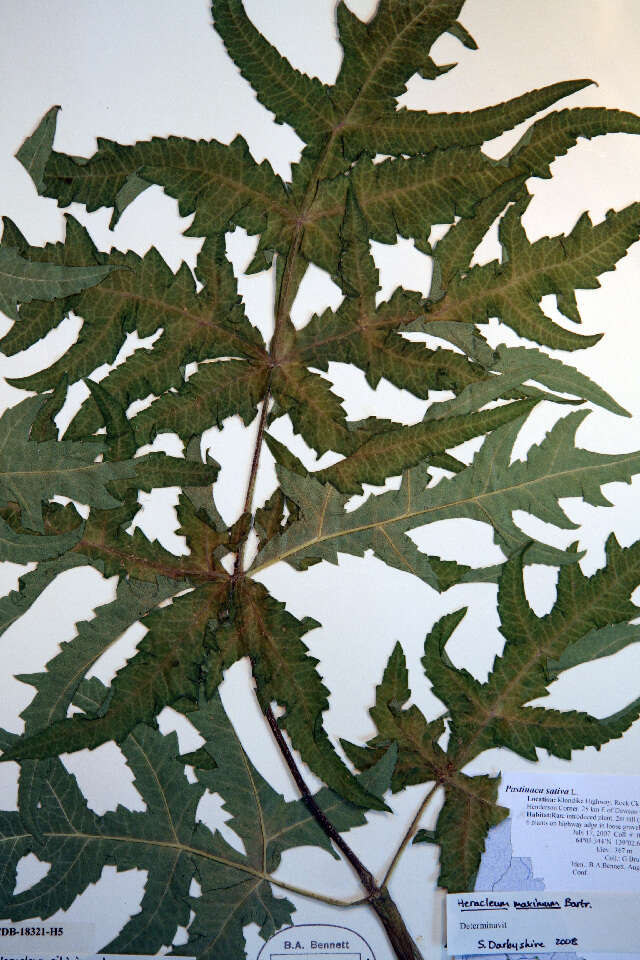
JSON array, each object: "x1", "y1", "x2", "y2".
[
  {"x1": 0, "y1": 921, "x2": 93, "y2": 960},
  {"x1": 256, "y1": 923, "x2": 376, "y2": 960}
]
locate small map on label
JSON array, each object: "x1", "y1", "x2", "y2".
[{"x1": 455, "y1": 772, "x2": 640, "y2": 960}]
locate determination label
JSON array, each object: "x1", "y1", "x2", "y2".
[{"x1": 447, "y1": 889, "x2": 640, "y2": 955}]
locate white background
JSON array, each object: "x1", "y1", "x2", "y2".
[{"x1": 1, "y1": 2, "x2": 640, "y2": 958}]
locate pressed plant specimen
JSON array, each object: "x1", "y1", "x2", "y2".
[{"x1": 0, "y1": 1, "x2": 640, "y2": 958}]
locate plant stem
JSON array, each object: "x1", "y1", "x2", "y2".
[
  {"x1": 231, "y1": 381, "x2": 272, "y2": 581},
  {"x1": 228, "y1": 134, "x2": 426, "y2": 960},
  {"x1": 264, "y1": 704, "x2": 425, "y2": 960},
  {"x1": 263, "y1": 703, "x2": 377, "y2": 890},
  {"x1": 232, "y1": 218, "x2": 304, "y2": 579},
  {"x1": 383, "y1": 782, "x2": 439, "y2": 888},
  {"x1": 368, "y1": 888, "x2": 425, "y2": 960}
]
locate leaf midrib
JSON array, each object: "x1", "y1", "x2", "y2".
[
  {"x1": 249, "y1": 450, "x2": 640, "y2": 575},
  {"x1": 7, "y1": 828, "x2": 311, "y2": 902},
  {"x1": 286, "y1": 308, "x2": 425, "y2": 363},
  {"x1": 453, "y1": 559, "x2": 638, "y2": 765},
  {"x1": 0, "y1": 262, "x2": 108, "y2": 286},
  {"x1": 222, "y1": 0, "x2": 334, "y2": 131},
  {"x1": 433, "y1": 213, "x2": 639, "y2": 316},
  {"x1": 129, "y1": 733, "x2": 179, "y2": 845},
  {"x1": 338, "y1": 0, "x2": 459, "y2": 126},
  {"x1": 74, "y1": 535, "x2": 222, "y2": 582},
  {"x1": 86, "y1": 284, "x2": 265, "y2": 358},
  {"x1": 0, "y1": 462, "x2": 120, "y2": 481}
]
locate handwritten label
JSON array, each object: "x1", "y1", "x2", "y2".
[{"x1": 447, "y1": 890, "x2": 640, "y2": 954}]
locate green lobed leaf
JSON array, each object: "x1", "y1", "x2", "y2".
[
  {"x1": 7, "y1": 233, "x2": 265, "y2": 441},
  {"x1": 428, "y1": 199, "x2": 640, "y2": 350},
  {"x1": 424, "y1": 539, "x2": 640, "y2": 765},
  {"x1": 2, "y1": 583, "x2": 227, "y2": 762},
  {"x1": 15, "y1": 105, "x2": 61, "y2": 192},
  {"x1": 298, "y1": 292, "x2": 485, "y2": 401},
  {"x1": 187, "y1": 692, "x2": 394, "y2": 869},
  {"x1": 426, "y1": 179, "x2": 529, "y2": 297},
  {"x1": 60, "y1": 492, "x2": 225, "y2": 585},
  {"x1": 131, "y1": 358, "x2": 269, "y2": 445},
  {"x1": 547, "y1": 622, "x2": 640, "y2": 680},
  {"x1": 174, "y1": 856, "x2": 293, "y2": 960},
  {"x1": 351, "y1": 149, "x2": 530, "y2": 247},
  {"x1": 271, "y1": 363, "x2": 355, "y2": 457},
  {"x1": 251, "y1": 464, "x2": 450, "y2": 590},
  {"x1": 17, "y1": 577, "x2": 185, "y2": 734},
  {"x1": 409, "y1": 341, "x2": 629, "y2": 423},
  {"x1": 41, "y1": 131, "x2": 293, "y2": 243},
  {"x1": 480, "y1": 344, "x2": 628, "y2": 416},
  {"x1": 315, "y1": 398, "x2": 537, "y2": 494},
  {"x1": 99, "y1": 724, "x2": 205, "y2": 955},
  {"x1": 208, "y1": 580, "x2": 387, "y2": 811},
  {"x1": 295, "y1": 194, "x2": 486, "y2": 400},
  {"x1": 342, "y1": 641, "x2": 445, "y2": 792},
  {"x1": 431, "y1": 773, "x2": 508, "y2": 892},
  {"x1": 0, "y1": 514, "x2": 83, "y2": 564},
  {"x1": 0, "y1": 395, "x2": 219, "y2": 534},
  {"x1": 301, "y1": 149, "x2": 528, "y2": 273},
  {"x1": 506, "y1": 106, "x2": 640, "y2": 178},
  {"x1": 1, "y1": 712, "x2": 204, "y2": 950},
  {"x1": 174, "y1": 690, "x2": 395, "y2": 960},
  {"x1": 0, "y1": 215, "x2": 102, "y2": 357},
  {"x1": 0, "y1": 396, "x2": 125, "y2": 531},
  {"x1": 348, "y1": 642, "x2": 507, "y2": 893},
  {"x1": 211, "y1": 0, "x2": 337, "y2": 140},
  {"x1": 359, "y1": 409, "x2": 635, "y2": 565},
  {"x1": 253, "y1": 406, "x2": 640, "y2": 584},
  {"x1": 344, "y1": 79, "x2": 593, "y2": 156},
  {"x1": 0, "y1": 669, "x2": 393, "y2": 955},
  {"x1": 332, "y1": 0, "x2": 465, "y2": 121},
  {"x1": 0, "y1": 755, "x2": 106, "y2": 920},
  {"x1": 0, "y1": 554, "x2": 88, "y2": 640},
  {"x1": 0, "y1": 244, "x2": 117, "y2": 322}
]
